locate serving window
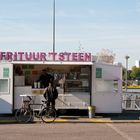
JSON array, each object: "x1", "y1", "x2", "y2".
[
  {"x1": 96, "y1": 79, "x2": 119, "y2": 93},
  {"x1": 64, "y1": 66, "x2": 90, "y2": 92},
  {"x1": 0, "y1": 78, "x2": 9, "y2": 94},
  {"x1": 14, "y1": 64, "x2": 91, "y2": 93}
]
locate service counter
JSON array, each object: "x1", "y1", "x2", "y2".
[
  {"x1": 32, "y1": 88, "x2": 44, "y2": 95},
  {"x1": 14, "y1": 86, "x2": 90, "y2": 109},
  {"x1": 32, "y1": 87, "x2": 64, "y2": 95}
]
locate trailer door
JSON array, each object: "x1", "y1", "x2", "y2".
[{"x1": 0, "y1": 63, "x2": 13, "y2": 114}]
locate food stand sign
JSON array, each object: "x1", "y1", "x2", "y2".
[
  {"x1": 3, "y1": 68, "x2": 9, "y2": 78},
  {"x1": 0, "y1": 51, "x2": 91, "y2": 62}
]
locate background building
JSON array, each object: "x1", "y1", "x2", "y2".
[{"x1": 135, "y1": 60, "x2": 140, "y2": 68}]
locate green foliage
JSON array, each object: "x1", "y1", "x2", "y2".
[
  {"x1": 122, "y1": 66, "x2": 140, "y2": 80},
  {"x1": 127, "y1": 70, "x2": 132, "y2": 80},
  {"x1": 122, "y1": 67, "x2": 126, "y2": 80},
  {"x1": 130, "y1": 66, "x2": 140, "y2": 80}
]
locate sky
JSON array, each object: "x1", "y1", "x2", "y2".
[{"x1": 0, "y1": 0, "x2": 140, "y2": 69}]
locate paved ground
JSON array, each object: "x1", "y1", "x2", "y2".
[
  {"x1": 1, "y1": 111, "x2": 140, "y2": 140},
  {"x1": 0, "y1": 123, "x2": 104, "y2": 140},
  {"x1": 1, "y1": 110, "x2": 140, "y2": 124},
  {"x1": 1, "y1": 123, "x2": 140, "y2": 140}
]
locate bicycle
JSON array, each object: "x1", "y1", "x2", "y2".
[{"x1": 15, "y1": 95, "x2": 57, "y2": 123}]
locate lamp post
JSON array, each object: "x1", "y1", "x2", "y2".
[
  {"x1": 53, "y1": 0, "x2": 55, "y2": 53},
  {"x1": 125, "y1": 55, "x2": 130, "y2": 92}
]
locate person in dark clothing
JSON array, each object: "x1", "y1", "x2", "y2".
[
  {"x1": 43, "y1": 82, "x2": 58, "y2": 109},
  {"x1": 38, "y1": 69, "x2": 53, "y2": 88}
]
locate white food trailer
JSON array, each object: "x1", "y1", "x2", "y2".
[{"x1": 0, "y1": 51, "x2": 122, "y2": 114}]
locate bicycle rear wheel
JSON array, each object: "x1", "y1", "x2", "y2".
[
  {"x1": 41, "y1": 108, "x2": 56, "y2": 123},
  {"x1": 15, "y1": 108, "x2": 33, "y2": 123}
]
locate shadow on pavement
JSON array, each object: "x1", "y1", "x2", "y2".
[
  {"x1": 1, "y1": 110, "x2": 140, "y2": 124},
  {"x1": 98, "y1": 110, "x2": 140, "y2": 120}
]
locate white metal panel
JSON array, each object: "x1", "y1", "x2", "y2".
[
  {"x1": 96, "y1": 63, "x2": 122, "y2": 80},
  {"x1": 0, "y1": 63, "x2": 13, "y2": 114},
  {"x1": 92, "y1": 93, "x2": 122, "y2": 113},
  {"x1": 91, "y1": 63, "x2": 122, "y2": 113}
]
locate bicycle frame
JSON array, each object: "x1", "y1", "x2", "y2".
[
  {"x1": 15, "y1": 95, "x2": 57, "y2": 123},
  {"x1": 29, "y1": 103, "x2": 46, "y2": 118}
]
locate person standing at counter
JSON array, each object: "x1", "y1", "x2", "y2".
[
  {"x1": 43, "y1": 82, "x2": 58, "y2": 109},
  {"x1": 38, "y1": 69, "x2": 54, "y2": 88}
]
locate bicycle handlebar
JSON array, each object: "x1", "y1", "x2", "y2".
[{"x1": 27, "y1": 96, "x2": 32, "y2": 101}]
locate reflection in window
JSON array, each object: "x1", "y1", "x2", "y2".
[
  {"x1": 0, "y1": 79, "x2": 9, "y2": 94},
  {"x1": 96, "y1": 80, "x2": 118, "y2": 93}
]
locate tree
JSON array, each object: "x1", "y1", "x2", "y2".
[
  {"x1": 96, "y1": 49, "x2": 115, "y2": 64},
  {"x1": 130, "y1": 66, "x2": 140, "y2": 80},
  {"x1": 127, "y1": 70, "x2": 132, "y2": 80},
  {"x1": 122, "y1": 68, "x2": 132, "y2": 86}
]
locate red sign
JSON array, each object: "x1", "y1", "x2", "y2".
[{"x1": 0, "y1": 51, "x2": 91, "y2": 62}]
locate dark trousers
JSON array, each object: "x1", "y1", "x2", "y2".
[{"x1": 47, "y1": 100, "x2": 55, "y2": 109}]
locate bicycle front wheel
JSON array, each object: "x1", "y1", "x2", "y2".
[
  {"x1": 15, "y1": 108, "x2": 33, "y2": 123},
  {"x1": 41, "y1": 108, "x2": 56, "y2": 123}
]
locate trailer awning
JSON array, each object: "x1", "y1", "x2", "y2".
[{"x1": 11, "y1": 61, "x2": 93, "y2": 65}]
